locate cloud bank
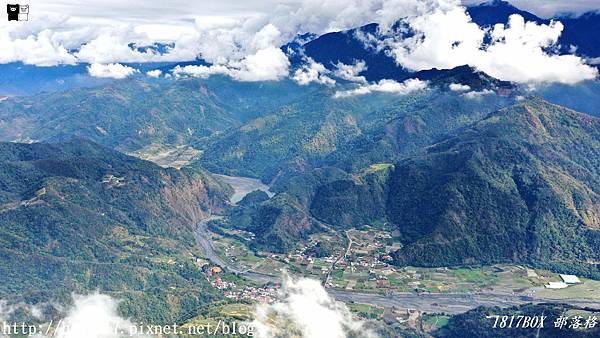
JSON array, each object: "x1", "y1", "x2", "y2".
[
  {"x1": 293, "y1": 58, "x2": 336, "y2": 85},
  {"x1": 171, "y1": 47, "x2": 290, "y2": 82},
  {"x1": 146, "y1": 69, "x2": 162, "y2": 78},
  {"x1": 1, "y1": 277, "x2": 374, "y2": 338},
  {"x1": 376, "y1": 4, "x2": 597, "y2": 84},
  {"x1": 0, "y1": 0, "x2": 597, "y2": 84}
]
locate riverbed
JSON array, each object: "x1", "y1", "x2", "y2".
[{"x1": 213, "y1": 174, "x2": 273, "y2": 204}]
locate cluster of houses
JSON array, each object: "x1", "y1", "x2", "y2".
[
  {"x1": 207, "y1": 265, "x2": 278, "y2": 303},
  {"x1": 222, "y1": 285, "x2": 278, "y2": 303}
]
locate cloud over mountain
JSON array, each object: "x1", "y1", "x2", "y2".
[
  {"x1": 87, "y1": 63, "x2": 138, "y2": 79},
  {"x1": 334, "y1": 78, "x2": 428, "y2": 97},
  {"x1": 0, "y1": 0, "x2": 597, "y2": 84},
  {"x1": 379, "y1": 7, "x2": 597, "y2": 84}
]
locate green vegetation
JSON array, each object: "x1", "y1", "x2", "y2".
[
  {"x1": 307, "y1": 240, "x2": 334, "y2": 258},
  {"x1": 0, "y1": 140, "x2": 230, "y2": 321},
  {"x1": 348, "y1": 303, "x2": 385, "y2": 319},
  {"x1": 224, "y1": 193, "x2": 323, "y2": 252},
  {"x1": 200, "y1": 88, "x2": 512, "y2": 181},
  {"x1": 202, "y1": 93, "x2": 600, "y2": 278},
  {"x1": 387, "y1": 98, "x2": 600, "y2": 276},
  {"x1": 0, "y1": 77, "x2": 311, "y2": 156}
]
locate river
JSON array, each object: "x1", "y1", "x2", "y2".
[
  {"x1": 194, "y1": 175, "x2": 600, "y2": 314},
  {"x1": 213, "y1": 174, "x2": 274, "y2": 204},
  {"x1": 194, "y1": 174, "x2": 277, "y2": 283}
]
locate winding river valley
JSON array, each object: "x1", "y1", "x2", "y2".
[{"x1": 194, "y1": 174, "x2": 600, "y2": 314}]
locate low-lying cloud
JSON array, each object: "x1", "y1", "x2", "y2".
[
  {"x1": 145, "y1": 69, "x2": 162, "y2": 78},
  {"x1": 0, "y1": 294, "x2": 147, "y2": 338},
  {"x1": 87, "y1": 63, "x2": 138, "y2": 79},
  {"x1": 251, "y1": 276, "x2": 377, "y2": 338},
  {"x1": 171, "y1": 46, "x2": 290, "y2": 82},
  {"x1": 334, "y1": 78, "x2": 428, "y2": 97},
  {"x1": 1, "y1": 275, "x2": 376, "y2": 338},
  {"x1": 293, "y1": 58, "x2": 336, "y2": 85}
]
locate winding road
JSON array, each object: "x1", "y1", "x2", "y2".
[
  {"x1": 194, "y1": 214, "x2": 277, "y2": 284},
  {"x1": 194, "y1": 174, "x2": 600, "y2": 314}
]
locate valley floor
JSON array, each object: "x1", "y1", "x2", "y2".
[{"x1": 195, "y1": 173, "x2": 600, "y2": 319}]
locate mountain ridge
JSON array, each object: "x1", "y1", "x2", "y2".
[{"x1": 0, "y1": 139, "x2": 229, "y2": 320}]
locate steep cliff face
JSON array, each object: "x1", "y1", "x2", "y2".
[
  {"x1": 0, "y1": 139, "x2": 227, "y2": 321},
  {"x1": 160, "y1": 169, "x2": 230, "y2": 225}
]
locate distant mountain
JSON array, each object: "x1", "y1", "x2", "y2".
[
  {"x1": 295, "y1": 23, "x2": 411, "y2": 81},
  {"x1": 0, "y1": 139, "x2": 228, "y2": 321},
  {"x1": 0, "y1": 60, "x2": 209, "y2": 96},
  {"x1": 0, "y1": 63, "x2": 112, "y2": 96},
  {"x1": 290, "y1": 1, "x2": 600, "y2": 82},
  {"x1": 413, "y1": 65, "x2": 514, "y2": 92},
  {"x1": 200, "y1": 87, "x2": 514, "y2": 181},
  {"x1": 467, "y1": 0, "x2": 545, "y2": 26},
  {"x1": 0, "y1": 77, "x2": 312, "y2": 162},
  {"x1": 558, "y1": 12, "x2": 600, "y2": 58}
]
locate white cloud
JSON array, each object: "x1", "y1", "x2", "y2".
[
  {"x1": 0, "y1": 0, "x2": 431, "y2": 70},
  {"x1": 48, "y1": 294, "x2": 148, "y2": 338},
  {"x1": 75, "y1": 33, "x2": 158, "y2": 64},
  {"x1": 293, "y1": 58, "x2": 336, "y2": 85},
  {"x1": 87, "y1": 63, "x2": 138, "y2": 79},
  {"x1": 171, "y1": 47, "x2": 289, "y2": 82},
  {"x1": 334, "y1": 78, "x2": 427, "y2": 98},
  {"x1": 381, "y1": 5, "x2": 598, "y2": 84},
  {"x1": 172, "y1": 64, "x2": 231, "y2": 78},
  {"x1": 146, "y1": 69, "x2": 162, "y2": 77},
  {"x1": 0, "y1": 0, "x2": 597, "y2": 85},
  {"x1": 463, "y1": 88, "x2": 494, "y2": 99},
  {"x1": 233, "y1": 47, "x2": 291, "y2": 81},
  {"x1": 461, "y1": 0, "x2": 600, "y2": 18},
  {"x1": 0, "y1": 27, "x2": 77, "y2": 66},
  {"x1": 0, "y1": 294, "x2": 148, "y2": 338},
  {"x1": 251, "y1": 276, "x2": 376, "y2": 338},
  {"x1": 449, "y1": 82, "x2": 471, "y2": 91},
  {"x1": 586, "y1": 57, "x2": 600, "y2": 65},
  {"x1": 334, "y1": 61, "x2": 368, "y2": 83}
]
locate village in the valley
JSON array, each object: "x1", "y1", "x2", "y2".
[{"x1": 196, "y1": 221, "x2": 599, "y2": 325}]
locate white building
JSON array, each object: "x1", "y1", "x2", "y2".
[
  {"x1": 559, "y1": 274, "x2": 582, "y2": 284},
  {"x1": 545, "y1": 282, "x2": 568, "y2": 289}
]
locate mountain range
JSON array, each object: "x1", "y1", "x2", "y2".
[
  {"x1": 1, "y1": 1, "x2": 599, "y2": 96},
  {"x1": 289, "y1": 0, "x2": 600, "y2": 83},
  {"x1": 1, "y1": 0, "x2": 600, "y2": 326},
  {"x1": 0, "y1": 139, "x2": 229, "y2": 321},
  {"x1": 215, "y1": 95, "x2": 600, "y2": 280}
]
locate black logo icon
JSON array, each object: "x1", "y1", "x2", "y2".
[{"x1": 6, "y1": 3, "x2": 28, "y2": 21}]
